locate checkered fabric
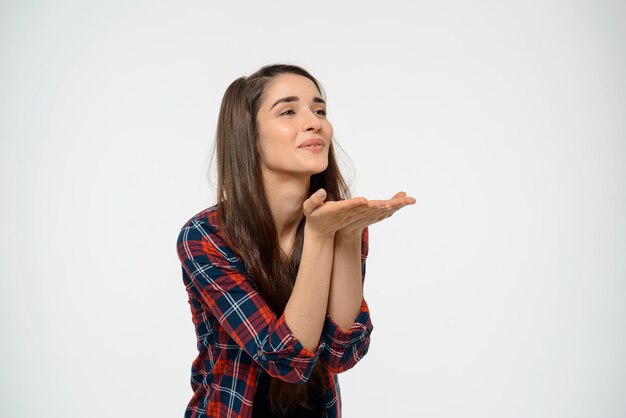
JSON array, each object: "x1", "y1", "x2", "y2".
[{"x1": 176, "y1": 205, "x2": 373, "y2": 417}]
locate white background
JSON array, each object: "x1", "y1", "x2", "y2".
[{"x1": 1, "y1": 1, "x2": 625, "y2": 417}]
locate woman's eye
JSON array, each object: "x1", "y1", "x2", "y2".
[{"x1": 280, "y1": 109, "x2": 326, "y2": 117}]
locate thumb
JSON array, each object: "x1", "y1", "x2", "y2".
[{"x1": 303, "y1": 188, "x2": 326, "y2": 215}]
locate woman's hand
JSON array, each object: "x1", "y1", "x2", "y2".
[
  {"x1": 303, "y1": 189, "x2": 416, "y2": 239},
  {"x1": 302, "y1": 189, "x2": 369, "y2": 238},
  {"x1": 337, "y1": 191, "x2": 416, "y2": 237}
]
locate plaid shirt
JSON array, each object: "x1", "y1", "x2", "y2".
[{"x1": 176, "y1": 205, "x2": 374, "y2": 418}]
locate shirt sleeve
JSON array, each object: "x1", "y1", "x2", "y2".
[
  {"x1": 176, "y1": 216, "x2": 324, "y2": 384},
  {"x1": 319, "y1": 226, "x2": 374, "y2": 374}
]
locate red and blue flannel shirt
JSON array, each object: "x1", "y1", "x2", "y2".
[{"x1": 176, "y1": 205, "x2": 374, "y2": 418}]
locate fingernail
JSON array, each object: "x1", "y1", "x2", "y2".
[{"x1": 316, "y1": 189, "x2": 326, "y2": 198}]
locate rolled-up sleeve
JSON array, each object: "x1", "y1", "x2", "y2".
[
  {"x1": 320, "y1": 298, "x2": 373, "y2": 373},
  {"x1": 319, "y1": 227, "x2": 374, "y2": 373},
  {"x1": 176, "y1": 217, "x2": 323, "y2": 384}
]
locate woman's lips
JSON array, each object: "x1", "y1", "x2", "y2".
[{"x1": 299, "y1": 144, "x2": 324, "y2": 153}]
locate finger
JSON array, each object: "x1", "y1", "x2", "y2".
[
  {"x1": 364, "y1": 204, "x2": 407, "y2": 224},
  {"x1": 368, "y1": 197, "x2": 405, "y2": 209},
  {"x1": 380, "y1": 204, "x2": 411, "y2": 221},
  {"x1": 388, "y1": 195, "x2": 416, "y2": 207},
  {"x1": 348, "y1": 195, "x2": 416, "y2": 228},
  {"x1": 367, "y1": 199, "x2": 387, "y2": 209},
  {"x1": 327, "y1": 196, "x2": 369, "y2": 212},
  {"x1": 391, "y1": 191, "x2": 407, "y2": 199},
  {"x1": 345, "y1": 196, "x2": 369, "y2": 206},
  {"x1": 303, "y1": 188, "x2": 327, "y2": 215},
  {"x1": 349, "y1": 204, "x2": 396, "y2": 225}
]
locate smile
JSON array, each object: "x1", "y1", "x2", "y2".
[{"x1": 299, "y1": 144, "x2": 325, "y2": 153}]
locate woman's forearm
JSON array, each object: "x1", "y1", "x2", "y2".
[
  {"x1": 283, "y1": 225, "x2": 335, "y2": 352},
  {"x1": 327, "y1": 230, "x2": 363, "y2": 331}
]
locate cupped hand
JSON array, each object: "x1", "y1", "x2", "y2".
[
  {"x1": 302, "y1": 189, "x2": 370, "y2": 238},
  {"x1": 303, "y1": 189, "x2": 416, "y2": 238},
  {"x1": 337, "y1": 191, "x2": 416, "y2": 236}
]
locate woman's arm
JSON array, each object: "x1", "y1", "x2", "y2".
[
  {"x1": 286, "y1": 190, "x2": 414, "y2": 356},
  {"x1": 326, "y1": 192, "x2": 410, "y2": 330},
  {"x1": 320, "y1": 192, "x2": 415, "y2": 373},
  {"x1": 282, "y1": 224, "x2": 335, "y2": 353},
  {"x1": 327, "y1": 229, "x2": 364, "y2": 331},
  {"x1": 177, "y1": 217, "x2": 324, "y2": 384},
  {"x1": 319, "y1": 227, "x2": 374, "y2": 374},
  {"x1": 283, "y1": 189, "x2": 375, "y2": 354},
  {"x1": 176, "y1": 192, "x2": 381, "y2": 383}
]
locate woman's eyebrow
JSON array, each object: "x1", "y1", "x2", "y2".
[{"x1": 270, "y1": 96, "x2": 326, "y2": 110}]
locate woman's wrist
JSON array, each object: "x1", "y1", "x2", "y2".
[
  {"x1": 304, "y1": 223, "x2": 336, "y2": 242},
  {"x1": 334, "y1": 227, "x2": 363, "y2": 245}
]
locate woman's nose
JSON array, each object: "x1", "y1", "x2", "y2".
[{"x1": 303, "y1": 111, "x2": 321, "y2": 132}]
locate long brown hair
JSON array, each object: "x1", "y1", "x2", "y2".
[{"x1": 212, "y1": 64, "x2": 351, "y2": 414}]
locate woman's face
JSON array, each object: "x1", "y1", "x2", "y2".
[{"x1": 256, "y1": 73, "x2": 333, "y2": 180}]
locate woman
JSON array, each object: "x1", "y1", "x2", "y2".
[{"x1": 176, "y1": 63, "x2": 415, "y2": 418}]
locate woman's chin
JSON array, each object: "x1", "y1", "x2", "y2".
[{"x1": 308, "y1": 162, "x2": 329, "y2": 175}]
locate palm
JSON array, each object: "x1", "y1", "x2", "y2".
[{"x1": 305, "y1": 191, "x2": 415, "y2": 237}]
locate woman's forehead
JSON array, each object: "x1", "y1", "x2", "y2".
[{"x1": 263, "y1": 74, "x2": 322, "y2": 103}]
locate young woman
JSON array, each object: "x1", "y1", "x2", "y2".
[{"x1": 176, "y1": 64, "x2": 415, "y2": 418}]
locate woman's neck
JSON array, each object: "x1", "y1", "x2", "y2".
[{"x1": 261, "y1": 170, "x2": 310, "y2": 248}]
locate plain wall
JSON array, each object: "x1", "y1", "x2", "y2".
[{"x1": 1, "y1": 1, "x2": 625, "y2": 417}]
